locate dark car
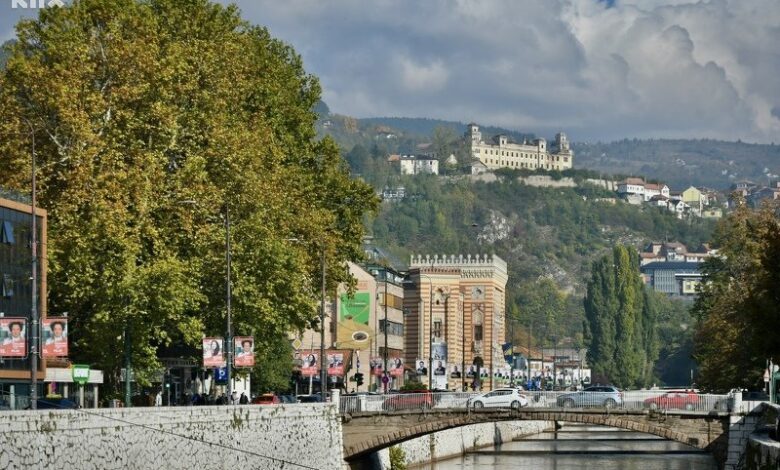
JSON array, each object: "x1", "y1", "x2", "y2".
[
  {"x1": 556, "y1": 385, "x2": 623, "y2": 409},
  {"x1": 381, "y1": 390, "x2": 433, "y2": 411},
  {"x1": 35, "y1": 397, "x2": 79, "y2": 409}
]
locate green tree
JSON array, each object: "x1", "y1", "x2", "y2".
[
  {"x1": 584, "y1": 246, "x2": 658, "y2": 388},
  {"x1": 0, "y1": 0, "x2": 377, "y2": 394},
  {"x1": 692, "y1": 199, "x2": 780, "y2": 391}
]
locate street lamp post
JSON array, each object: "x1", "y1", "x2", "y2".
[
  {"x1": 319, "y1": 248, "x2": 327, "y2": 398},
  {"x1": 382, "y1": 275, "x2": 388, "y2": 393},
  {"x1": 29, "y1": 122, "x2": 39, "y2": 410},
  {"x1": 225, "y1": 205, "x2": 233, "y2": 400},
  {"x1": 416, "y1": 273, "x2": 434, "y2": 389}
]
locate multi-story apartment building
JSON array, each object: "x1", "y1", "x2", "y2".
[
  {"x1": 465, "y1": 124, "x2": 573, "y2": 172},
  {"x1": 404, "y1": 254, "x2": 508, "y2": 391},
  {"x1": 364, "y1": 263, "x2": 406, "y2": 391}
]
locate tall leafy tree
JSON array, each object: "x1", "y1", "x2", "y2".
[
  {"x1": 584, "y1": 245, "x2": 658, "y2": 388},
  {"x1": 692, "y1": 199, "x2": 780, "y2": 392},
  {"x1": 0, "y1": 0, "x2": 376, "y2": 395}
]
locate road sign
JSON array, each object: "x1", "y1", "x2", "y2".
[
  {"x1": 381, "y1": 374, "x2": 389, "y2": 384},
  {"x1": 214, "y1": 367, "x2": 228, "y2": 384},
  {"x1": 291, "y1": 338, "x2": 302, "y2": 350},
  {"x1": 72, "y1": 364, "x2": 90, "y2": 385}
]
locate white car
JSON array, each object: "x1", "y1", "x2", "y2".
[{"x1": 468, "y1": 388, "x2": 528, "y2": 409}]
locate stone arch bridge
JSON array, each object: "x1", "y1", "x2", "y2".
[{"x1": 342, "y1": 408, "x2": 732, "y2": 463}]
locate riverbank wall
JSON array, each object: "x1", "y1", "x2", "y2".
[{"x1": 0, "y1": 404, "x2": 343, "y2": 469}]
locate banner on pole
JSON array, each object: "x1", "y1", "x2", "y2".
[
  {"x1": 42, "y1": 318, "x2": 68, "y2": 357},
  {"x1": 233, "y1": 336, "x2": 254, "y2": 367},
  {"x1": 202, "y1": 337, "x2": 226, "y2": 367},
  {"x1": 0, "y1": 317, "x2": 26, "y2": 357}
]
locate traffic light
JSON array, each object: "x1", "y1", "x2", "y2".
[{"x1": 355, "y1": 373, "x2": 364, "y2": 387}]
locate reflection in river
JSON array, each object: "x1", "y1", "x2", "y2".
[{"x1": 428, "y1": 424, "x2": 717, "y2": 470}]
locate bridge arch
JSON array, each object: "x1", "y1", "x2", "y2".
[{"x1": 341, "y1": 409, "x2": 728, "y2": 461}]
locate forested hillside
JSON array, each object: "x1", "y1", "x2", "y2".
[{"x1": 367, "y1": 172, "x2": 711, "y2": 384}]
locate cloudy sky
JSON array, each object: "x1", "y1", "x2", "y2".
[{"x1": 2, "y1": 0, "x2": 779, "y2": 143}]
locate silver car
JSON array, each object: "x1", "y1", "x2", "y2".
[{"x1": 556, "y1": 385, "x2": 623, "y2": 409}]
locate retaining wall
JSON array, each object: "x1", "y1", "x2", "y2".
[
  {"x1": 0, "y1": 404, "x2": 343, "y2": 470},
  {"x1": 369, "y1": 420, "x2": 552, "y2": 469}
]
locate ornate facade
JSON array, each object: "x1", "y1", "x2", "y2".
[
  {"x1": 466, "y1": 123, "x2": 573, "y2": 171},
  {"x1": 403, "y1": 254, "x2": 508, "y2": 391}
]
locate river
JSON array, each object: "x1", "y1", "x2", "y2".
[{"x1": 427, "y1": 424, "x2": 717, "y2": 470}]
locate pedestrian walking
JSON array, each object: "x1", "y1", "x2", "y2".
[
  {"x1": 239, "y1": 392, "x2": 248, "y2": 404},
  {"x1": 154, "y1": 390, "x2": 162, "y2": 407}
]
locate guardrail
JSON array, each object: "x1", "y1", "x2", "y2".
[{"x1": 338, "y1": 390, "x2": 732, "y2": 414}]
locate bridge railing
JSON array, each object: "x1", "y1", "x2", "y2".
[{"x1": 339, "y1": 390, "x2": 731, "y2": 414}]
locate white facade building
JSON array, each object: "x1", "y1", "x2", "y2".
[
  {"x1": 465, "y1": 124, "x2": 573, "y2": 172},
  {"x1": 399, "y1": 155, "x2": 439, "y2": 175},
  {"x1": 617, "y1": 178, "x2": 670, "y2": 202}
]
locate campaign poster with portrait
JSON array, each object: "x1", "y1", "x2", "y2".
[
  {"x1": 465, "y1": 364, "x2": 478, "y2": 378},
  {"x1": 450, "y1": 364, "x2": 462, "y2": 378},
  {"x1": 42, "y1": 318, "x2": 68, "y2": 357},
  {"x1": 387, "y1": 357, "x2": 404, "y2": 377},
  {"x1": 300, "y1": 351, "x2": 319, "y2": 377},
  {"x1": 370, "y1": 357, "x2": 384, "y2": 377},
  {"x1": 327, "y1": 352, "x2": 345, "y2": 376},
  {"x1": 233, "y1": 336, "x2": 254, "y2": 367},
  {"x1": 415, "y1": 358, "x2": 428, "y2": 376},
  {"x1": 0, "y1": 317, "x2": 27, "y2": 357},
  {"x1": 432, "y1": 360, "x2": 448, "y2": 389},
  {"x1": 202, "y1": 337, "x2": 225, "y2": 367},
  {"x1": 431, "y1": 342, "x2": 447, "y2": 361}
]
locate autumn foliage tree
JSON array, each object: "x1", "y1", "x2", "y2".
[
  {"x1": 692, "y1": 199, "x2": 780, "y2": 392},
  {"x1": 0, "y1": 0, "x2": 377, "y2": 394}
]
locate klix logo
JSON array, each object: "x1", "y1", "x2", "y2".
[{"x1": 12, "y1": 0, "x2": 65, "y2": 8}]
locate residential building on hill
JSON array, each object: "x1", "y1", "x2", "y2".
[
  {"x1": 617, "y1": 178, "x2": 670, "y2": 202},
  {"x1": 399, "y1": 155, "x2": 439, "y2": 175},
  {"x1": 465, "y1": 124, "x2": 573, "y2": 172},
  {"x1": 639, "y1": 242, "x2": 716, "y2": 296}
]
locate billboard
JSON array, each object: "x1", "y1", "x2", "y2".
[
  {"x1": 234, "y1": 336, "x2": 254, "y2": 367},
  {"x1": 387, "y1": 357, "x2": 404, "y2": 377},
  {"x1": 202, "y1": 337, "x2": 225, "y2": 367},
  {"x1": 327, "y1": 352, "x2": 345, "y2": 376},
  {"x1": 337, "y1": 291, "x2": 372, "y2": 349},
  {"x1": 0, "y1": 317, "x2": 26, "y2": 357},
  {"x1": 42, "y1": 318, "x2": 68, "y2": 357},
  {"x1": 300, "y1": 352, "x2": 319, "y2": 377},
  {"x1": 370, "y1": 357, "x2": 384, "y2": 377}
]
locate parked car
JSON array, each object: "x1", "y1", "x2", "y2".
[
  {"x1": 468, "y1": 388, "x2": 528, "y2": 410},
  {"x1": 644, "y1": 391, "x2": 700, "y2": 411},
  {"x1": 556, "y1": 385, "x2": 623, "y2": 409},
  {"x1": 251, "y1": 394, "x2": 281, "y2": 405},
  {"x1": 278, "y1": 394, "x2": 298, "y2": 404},
  {"x1": 381, "y1": 390, "x2": 433, "y2": 411},
  {"x1": 35, "y1": 397, "x2": 79, "y2": 409}
]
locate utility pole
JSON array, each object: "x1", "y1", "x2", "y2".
[
  {"x1": 225, "y1": 205, "x2": 233, "y2": 400},
  {"x1": 320, "y1": 248, "x2": 327, "y2": 398},
  {"x1": 124, "y1": 323, "x2": 131, "y2": 406},
  {"x1": 29, "y1": 122, "x2": 38, "y2": 410},
  {"x1": 382, "y1": 274, "x2": 388, "y2": 393}
]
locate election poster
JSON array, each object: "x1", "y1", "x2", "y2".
[
  {"x1": 0, "y1": 317, "x2": 26, "y2": 357},
  {"x1": 42, "y1": 318, "x2": 68, "y2": 357},
  {"x1": 233, "y1": 336, "x2": 254, "y2": 367},
  {"x1": 202, "y1": 337, "x2": 225, "y2": 367}
]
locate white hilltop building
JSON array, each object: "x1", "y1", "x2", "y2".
[{"x1": 466, "y1": 123, "x2": 574, "y2": 172}]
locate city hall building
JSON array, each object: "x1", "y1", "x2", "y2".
[{"x1": 404, "y1": 254, "x2": 508, "y2": 391}]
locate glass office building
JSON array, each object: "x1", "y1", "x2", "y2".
[{"x1": 0, "y1": 192, "x2": 47, "y2": 409}]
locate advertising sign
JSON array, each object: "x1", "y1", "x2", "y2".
[
  {"x1": 42, "y1": 318, "x2": 68, "y2": 357},
  {"x1": 72, "y1": 364, "x2": 90, "y2": 385},
  {"x1": 327, "y1": 352, "x2": 345, "y2": 376},
  {"x1": 337, "y1": 291, "x2": 372, "y2": 349},
  {"x1": 432, "y1": 342, "x2": 447, "y2": 361},
  {"x1": 370, "y1": 357, "x2": 384, "y2": 377},
  {"x1": 415, "y1": 358, "x2": 428, "y2": 376},
  {"x1": 202, "y1": 337, "x2": 225, "y2": 367},
  {"x1": 450, "y1": 364, "x2": 462, "y2": 378},
  {"x1": 465, "y1": 364, "x2": 478, "y2": 378},
  {"x1": 300, "y1": 351, "x2": 319, "y2": 377},
  {"x1": 387, "y1": 357, "x2": 404, "y2": 377},
  {"x1": 502, "y1": 343, "x2": 513, "y2": 363},
  {"x1": 234, "y1": 336, "x2": 254, "y2": 367},
  {"x1": 214, "y1": 367, "x2": 228, "y2": 384},
  {"x1": 0, "y1": 317, "x2": 26, "y2": 357}
]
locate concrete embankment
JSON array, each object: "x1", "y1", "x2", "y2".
[{"x1": 0, "y1": 404, "x2": 343, "y2": 469}]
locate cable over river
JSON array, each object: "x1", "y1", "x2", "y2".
[{"x1": 428, "y1": 423, "x2": 717, "y2": 469}]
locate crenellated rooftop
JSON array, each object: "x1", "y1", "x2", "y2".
[{"x1": 410, "y1": 253, "x2": 507, "y2": 273}]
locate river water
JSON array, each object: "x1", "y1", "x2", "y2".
[{"x1": 428, "y1": 424, "x2": 718, "y2": 470}]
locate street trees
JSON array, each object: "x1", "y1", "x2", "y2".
[
  {"x1": 692, "y1": 200, "x2": 780, "y2": 392},
  {"x1": 584, "y1": 245, "x2": 658, "y2": 388},
  {"x1": 0, "y1": 0, "x2": 376, "y2": 394}
]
